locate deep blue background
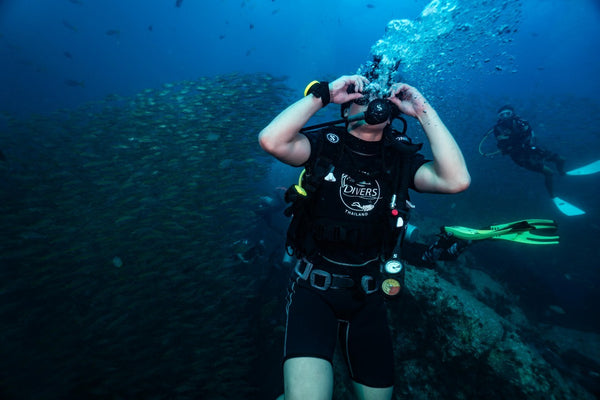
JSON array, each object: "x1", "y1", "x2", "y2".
[{"x1": 2, "y1": 0, "x2": 598, "y2": 115}]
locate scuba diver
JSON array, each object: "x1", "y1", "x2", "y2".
[
  {"x1": 491, "y1": 105, "x2": 566, "y2": 191},
  {"x1": 258, "y1": 74, "x2": 470, "y2": 400},
  {"x1": 480, "y1": 105, "x2": 596, "y2": 216},
  {"x1": 401, "y1": 224, "x2": 471, "y2": 268},
  {"x1": 402, "y1": 219, "x2": 560, "y2": 268},
  {"x1": 232, "y1": 190, "x2": 287, "y2": 265},
  {"x1": 232, "y1": 238, "x2": 266, "y2": 264},
  {"x1": 255, "y1": 188, "x2": 287, "y2": 236}
]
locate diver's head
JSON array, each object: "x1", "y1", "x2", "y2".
[{"x1": 497, "y1": 105, "x2": 515, "y2": 121}]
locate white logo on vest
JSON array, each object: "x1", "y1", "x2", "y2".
[
  {"x1": 339, "y1": 174, "x2": 380, "y2": 216},
  {"x1": 326, "y1": 133, "x2": 339, "y2": 144}
]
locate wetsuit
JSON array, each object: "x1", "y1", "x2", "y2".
[
  {"x1": 493, "y1": 117, "x2": 564, "y2": 196},
  {"x1": 283, "y1": 127, "x2": 425, "y2": 388}
]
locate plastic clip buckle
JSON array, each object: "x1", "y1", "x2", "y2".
[
  {"x1": 294, "y1": 260, "x2": 313, "y2": 280},
  {"x1": 361, "y1": 275, "x2": 378, "y2": 294},
  {"x1": 309, "y1": 269, "x2": 332, "y2": 291}
]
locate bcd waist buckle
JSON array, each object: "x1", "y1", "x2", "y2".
[{"x1": 294, "y1": 259, "x2": 376, "y2": 293}]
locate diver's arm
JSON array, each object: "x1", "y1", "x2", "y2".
[
  {"x1": 388, "y1": 84, "x2": 470, "y2": 194},
  {"x1": 521, "y1": 119, "x2": 536, "y2": 146},
  {"x1": 414, "y1": 105, "x2": 471, "y2": 193},
  {"x1": 258, "y1": 96, "x2": 320, "y2": 166},
  {"x1": 258, "y1": 75, "x2": 368, "y2": 166}
]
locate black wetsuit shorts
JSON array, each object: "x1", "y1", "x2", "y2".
[
  {"x1": 510, "y1": 146, "x2": 559, "y2": 174},
  {"x1": 283, "y1": 267, "x2": 394, "y2": 388}
]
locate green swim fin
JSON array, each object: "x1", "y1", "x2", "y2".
[
  {"x1": 444, "y1": 219, "x2": 559, "y2": 245},
  {"x1": 489, "y1": 219, "x2": 557, "y2": 231},
  {"x1": 491, "y1": 230, "x2": 560, "y2": 245},
  {"x1": 490, "y1": 219, "x2": 559, "y2": 244},
  {"x1": 443, "y1": 225, "x2": 512, "y2": 241}
]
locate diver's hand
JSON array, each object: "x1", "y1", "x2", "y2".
[
  {"x1": 329, "y1": 75, "x2": 369, "y2": 105},
  {"x1": 388, "y1": 83, "x2": 429, "y2": 118}
]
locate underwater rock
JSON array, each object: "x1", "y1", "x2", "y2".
[{"x1": 389, "y1": 265, "x2": 596, "y2": 399}]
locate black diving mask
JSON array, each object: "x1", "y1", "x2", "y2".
[{"x1": 353, "y1": 94, "x2": 370, "y2": 106}]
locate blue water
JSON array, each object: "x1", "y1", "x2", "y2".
[
  {"x1": 1, "y1": 0, "x2": 600, "y2": 398},
  {"x1": 1, "y1": 0, "x2": 599, "y2": 115}
]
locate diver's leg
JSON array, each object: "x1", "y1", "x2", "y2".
[
  {"x1": 353, "y1": 382, "x2": 394, "y2": 400},
  {"x1": 282, "y1": 281, "x2": 338, "y2": 399},
  {"x1": 543, "y1": 166, "x2": 554, "y2": 197},
  {"x1": 541, "y1": 148, "x2": 566, "y2": 175},
  {"x1": 344, "y1": 295, "x2": 394, "y2": 400},
  {"x1": 554, "y1": 154, "x2": 566, "y2": 175},
  {"x1": 282, "y1": 357, "x2": 333, "y2": 400},
  {"x1": 352, "y1": 382, "x2": 393, "y2": 400}
]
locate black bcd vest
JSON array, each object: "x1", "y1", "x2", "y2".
[{"x1": 284, "y1": 126, "x2": 422, "y2": 261}]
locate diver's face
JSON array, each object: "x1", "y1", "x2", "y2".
[
  {"x1": 345, "y1": 94, "x2": 369, "y2": 118},
  {"x1": 497, "y1": 109, "x2": 514, "y2": 127},
  {"x1": 498, "y1": 109, "x2": 514, "y2": 121},
  {"x1": 348, "y1": 101, "x2": 368, "y2": 117}
]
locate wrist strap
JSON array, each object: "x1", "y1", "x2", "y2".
[{"x1": 304, "y1": 81, "x2": 330, "y2": 107}]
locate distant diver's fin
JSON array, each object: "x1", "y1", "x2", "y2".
[
  {"x1": 566, "y1": 160, "x2": 600, "y2": 176},
  {"x1": 552, "y1": 197, "x2": 586, "y2": 216},
  {"x1": 444, "y1": 219, "x2": 559, "y2": 245}
]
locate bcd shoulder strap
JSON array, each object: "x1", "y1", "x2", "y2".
[
  {"x1": 380, "y1": 135, "x2": 420, "y2": 259},
  {"x1": 302, "y1": 128, "x2": 345, "y2": 192},
  {"x1": 283, "y1": 128, "x2": 345, "y2": 258}
]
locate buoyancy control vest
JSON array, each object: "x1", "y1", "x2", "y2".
[
  {"x1": 284, "y1": 125, "x2": 423, "y2": 264},
  {"x1": 493, "y1": 117, "x2": 534, "y2": 155}
]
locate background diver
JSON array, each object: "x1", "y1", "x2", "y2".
[
  {"x1": 480, "y1": 104, "x2": 599, "y2": 216},
  {"x1": 402, "y1": 218, "x2": 559, "y2": 268}
]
